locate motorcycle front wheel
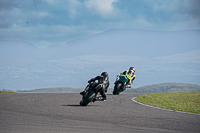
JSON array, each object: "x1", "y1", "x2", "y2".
[
  {"x1": 80, "y1": 91, "x2": 96, "y2": 106},
  {"x1": 113, "y1": 83, "x2": 122, "y2": 95}
]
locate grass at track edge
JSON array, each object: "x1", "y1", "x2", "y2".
[{"x1": 135, "y1": 92, "x2": 200, "y2": 114}]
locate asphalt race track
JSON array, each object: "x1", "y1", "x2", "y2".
[{"x1": 0, "y1": 93, "x2": 200, "y2": 133}]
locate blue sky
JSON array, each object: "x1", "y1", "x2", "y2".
[{"x1": 0, "y1": 0, "x2": 200, "y2": 48}]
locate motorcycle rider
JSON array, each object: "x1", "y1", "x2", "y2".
[
  {"x1": 80, "y1": 72, "x2": 110, "y2": 101},
  {"x1": 116, "y1": 67, "x2": 135, "y2": 89}
]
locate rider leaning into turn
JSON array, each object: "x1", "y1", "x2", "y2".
[
  {"x1": 80, "y1": 72, "x2": 110, "y2": 101},
  {"x1": 117, "y1": 67, "x2": 135, "y2": 88}
]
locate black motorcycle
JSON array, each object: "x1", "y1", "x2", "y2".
[
  {"x1": 113, "y1": 75, "x2": 129, "y2": 95},
  {"x1": 80, "y1": 82, "x2": 104, "y2": 106}
]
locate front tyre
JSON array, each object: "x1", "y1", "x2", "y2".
[
  {"x1": 113, "y1": 83, "x2": 122, "y2": 95},
  {"x1": 80, "y1": 91, "x2": 96, "y2": 106}
]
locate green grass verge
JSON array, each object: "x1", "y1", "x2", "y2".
[
  {"x1": 0, "y1": 91, "x2": 16, "y2": 93},
  {"x1": 135, "y1": 92, "x2": 200, "y2": 114}
]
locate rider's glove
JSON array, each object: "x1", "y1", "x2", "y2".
[
  {"x1": 88, "y1": 78, "x2": 94, "y2": 83},
  {"x1": 116, "y1": 75, "x2": 120, "y2": 81}
]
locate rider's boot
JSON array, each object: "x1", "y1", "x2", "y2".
[
  {"x1": 96, "y1": 97, "x2": 106, "y2": 101},
  {"x1": 126, "y1": 85, "x2": 132, "y2": 88},
  {"x1": 101, "y1": 97, "x2": 107, "y2": 101}
]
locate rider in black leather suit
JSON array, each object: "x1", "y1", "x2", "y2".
[{"x1": 80, "y1": 72, "x2": 110, "y2": 101}]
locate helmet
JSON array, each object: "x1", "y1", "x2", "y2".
[
  {"x1": 128, "y1": 67, "x2": 135, "y2": 76},
  {"x1": 129, "y1": 67, "x2": 135, "y2": 72},
  {"x1": 101, "y1": 72, "x2": 108, "y2": 77},
  {"x1": 101, "y1": 72, "x2": 109, "y2": 81}
]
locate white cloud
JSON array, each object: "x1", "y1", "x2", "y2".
[
  {"x1": 84, "y1": 0, "x2": 119, "y2": 18},
  {"x1": 1, "y1": 0, "x2": 200, "y2": 48}
]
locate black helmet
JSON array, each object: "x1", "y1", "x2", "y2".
[
  {"x1": 101, "y1": 72, "x2": 108, "y2": 77},
  {"x1": 101, "y1": 72, "x2": 109, "y2": 81}
]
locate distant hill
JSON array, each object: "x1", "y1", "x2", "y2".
[
  {"x1": 17, "y1": 83, "x2": 200, "y2": 94},
  {"x1": 125, "y1": 83, "x2": 200, "y2": 94},
  {"x1": 18, "y1": 87, "x2": 83, "y2": 93}
]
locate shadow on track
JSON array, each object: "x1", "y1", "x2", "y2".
[
  {"x1": 62, "y1": 104, "x2": 81, "y2": 107},
  {"x1": 62, "y1": 104, "x2": 100, "y2": 107}
]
